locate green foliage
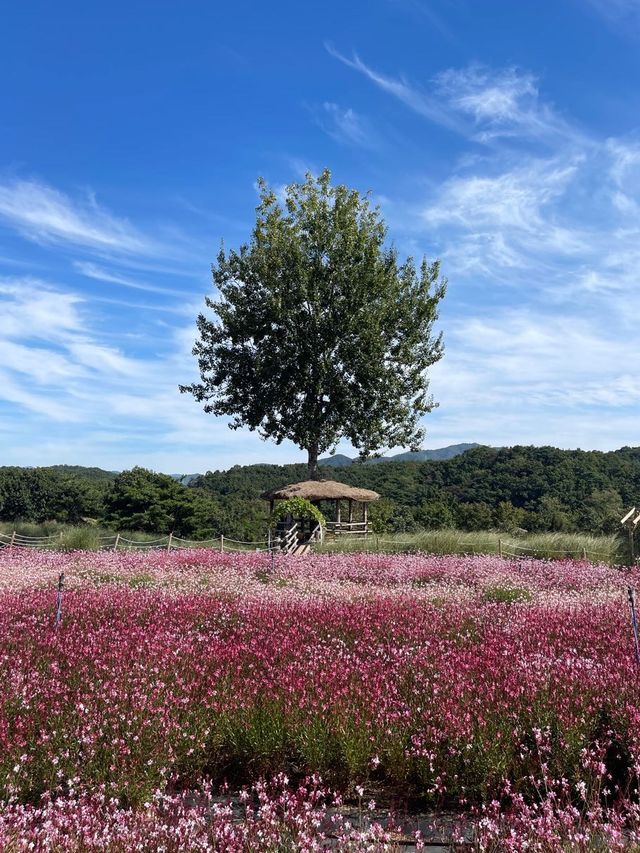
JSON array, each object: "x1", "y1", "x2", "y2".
[
  {"x1": 104, "y1": 468, "x2": 189, "y2": 534},
  {"x1": 102, "y1": 468, "x2": 225, "y2": 538},
  {"x1": 186, "y1": 444, "x2": 640, "y2": 540},
  {"x1": 583, "y1": 488, "x2": 624, "y2": 534},
  {"x1": 415, "y1": 500, "x2": 456, "y2": 529},
  {"x1": 181, "y1": 169, "x2": 446, "y2": 477},
  {"x1": 482, "y1": 585, "x2": 533, "y2": 604},
  {"x1": 368, "y1": 497, "x2": 417, "y2": 534},
  {"x1": 0, "y1": 467, "x2": 107, "y2": 524},
  {"x1": 458, "y1": 501, "x2": 494, "y2": 531},
  {"x1": 269, "y1": 498, "x2": 325, "y2": 529},
  {"x1": 494, "y1": 500, "x2": 527, "y2": 532}
]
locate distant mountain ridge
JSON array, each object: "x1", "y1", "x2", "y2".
[{"x1": 319, "y1": 443, "x2": 481, "y2": 467}]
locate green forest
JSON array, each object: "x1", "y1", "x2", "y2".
[{"x1": 0, "y1": 445, "x2": 637, "y2": 540}]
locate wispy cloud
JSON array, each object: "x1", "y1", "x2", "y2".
[
  {"x1": 325, "y1": 43, "x2": 466, "y2": 133},
  {"x1": 423, "y1": 306, "x2": 640, "y2": 451},
  {"x1": 434, "y1": 66, "x2": 582, "y2": 144},
  {"x1": 327, "y1": 49, "x2": 583, "y2": 148},
  {"x1": 421, "y1": 155, "x2": 588, "y2": 277},
  {"x1": 0, "y1": 179, "x2": 150, "y2": 253},
  {"x1": 582, "y1": 0, "x2": 640, "y2": 33},
  {"x1": 314, "y1": 102, "x2": 377, "y2": 148},
  {"x1": 0, "y1": 277, "x2": 85, "y2": 342},
  {"x1": 73, "y1": 261, "x2": 188, "y2": 297},
  {"x1": 0, "y1": 274, "x2": 291, "y2": 469}
]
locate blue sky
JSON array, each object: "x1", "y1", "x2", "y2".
[{"x1": 2, "y1": 0, "x2": 640, "y2": 473}]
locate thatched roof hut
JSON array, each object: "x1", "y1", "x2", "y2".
[
  {"x1": 261, "y1": 480, "x2": 379, "y2": 503},
  {"x1": 262, "y1": 479, "x2": 379, "y2": 536}
]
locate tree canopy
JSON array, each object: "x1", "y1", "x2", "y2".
[{"x1": 181, "y1": 170, "x2": 447, "y2": 478}]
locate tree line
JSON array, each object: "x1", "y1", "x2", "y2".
[{"x1": 0, "y1": 444, "x2": 637, "y2": 539}]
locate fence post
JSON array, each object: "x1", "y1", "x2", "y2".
[
  {"x1": 114, "y1": 533, "x2": 120, "y2": 551},
  {"x1": 55, "y1": 572, "x2": 65, "y2": 628},
  {"x1": 498, "y1": 538, "x2": 503, "y2": 558},
  {"x1": 10, "y1": 531, "x2": 15, "y2": 547},
  {"x1": 582, "y1": 547, "x2": 587, "y2": 560},
  {"x1": 167, "y1": 532, "x2": 173, "y2": 552},
  {"x1": 628, "y1": 588, "x2": 640, "y2": 666},
  {"x1": 220, "y1": 535, "x2": 224, "y2": 553}
]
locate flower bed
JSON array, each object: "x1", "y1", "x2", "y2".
[{"x1": 1, "y1": 550, "x2": 639, "y2": 849}]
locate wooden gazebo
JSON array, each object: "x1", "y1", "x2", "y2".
[{"x1": 262, "y1": 479, "x2": 380, "y2": 539}]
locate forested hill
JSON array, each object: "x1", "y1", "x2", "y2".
[
  {"x1": 44, "y1": 465, "x2": 118, "y2": 481},
  {"x1": 190, "y1": 445, "x2": 640, "y2": 534},
  {"x1": 1, "y1": 445, "x2": 639, "y2": 537}
]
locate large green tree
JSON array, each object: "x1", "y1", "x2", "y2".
[{"x1": 182, "y1": 170, "x2": 447, "y2": 479}]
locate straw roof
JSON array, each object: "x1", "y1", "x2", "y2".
[{"x1": 261, "y1": 479, "x2": 380, "y2": 503}]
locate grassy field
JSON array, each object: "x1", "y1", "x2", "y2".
[{"x1": 318, "y1": 528, "x2": 625, "y2": 563}]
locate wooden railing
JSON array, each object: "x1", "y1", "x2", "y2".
[
  {"x1": 308, "y1": 523, "x2": 324, "y2": 545},
  {"x1": 324, "y1": 521, "x2": 369, "y2": 536},
  {"x1": 280, "y1": 522, "x2": 299, "y2": 554}
]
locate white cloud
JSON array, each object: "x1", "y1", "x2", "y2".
[
  {"x1": 0, "y1": 278, "x2": 85, "y2": 341},
  {"x1": 316, "y1": 102, "x2": 376, "y2": 148},
  {"x1": 0, "y1": 274, "x2": 297, "y2": 470},
  {"x1": 327, "y1": 49, "x2": 581, "y2": 147},
  {"x1": 423, "y1": 158, "x2": 579, "y2": 232},
  {"x1": 72, "y1": 261, "x2": 188, "y2": 297},
  {"x1": 0, "y1": 179, "x2": 150, "y2": 253},
  {"x1": 417, "y1": 155, "x2": 589, "y2": 283},
  {"x1": 434, "y1": 66, "x2": 581, "y2": 144},
  {"x1": 421, "y1": 309, "x2": 640, "y2": 452},
  {"x1": 325, "y1": 44, "x2": 466, "y2": 133}
]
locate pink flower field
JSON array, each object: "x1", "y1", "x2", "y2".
[{"x1": 2, "y1": 548, "x2": 640, "y2": 850}]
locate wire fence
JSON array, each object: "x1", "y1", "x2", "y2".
[
  {"x1": 0, "y1": 530, "x2": 276, "y2": 553},
  {"x1": 0, "y1": 530, "x2": 622, "y2": 563}
]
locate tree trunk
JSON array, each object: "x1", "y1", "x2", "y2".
[{"x1": 307, "y1": 445, "x2": 319, "y2": 480}]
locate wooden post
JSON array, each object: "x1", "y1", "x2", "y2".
[
  {"x1": 55, "y1": 572, "x2": 65, "y2": 627},
  {"x1": 114, "y1": 533, "x2": 120, "y2": 551},
  {"x1": 167, "y1": 532, "x2": 173, "y2": 552},
  {"x1": 498, "y1": 538, "x2": 503, "y2": 558},
  {"x1": 270, "y1": 500, "x2": 274, "y2": 515},
  {"x1": 348, "y1": 499, "x2": 353, "y2": 526},
  {"x1": 582, "y1": 547, "x2": 587, "y2": 560},
  {"x1": 363, "y1": 502, "x2": 368, "y2": 534},
  {"x1": 220, "y1": 535, "x2": 224, "y2": 553},
  {"x1": 9, "y1": 531, "x2": 15, "y2": 547},
  {"x1": 336, "y1": 500, "x2": 341, "y2": 525}
]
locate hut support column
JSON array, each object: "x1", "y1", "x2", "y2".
[
  {"x1": 336, "y1": 499, "x2": 341, "y2": 527},
  {"x1": 348, "y1": 499, "x2": 353, "y2": 527}
]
